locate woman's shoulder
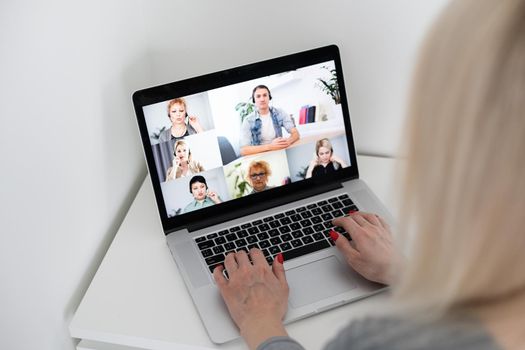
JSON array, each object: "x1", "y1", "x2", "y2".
[{"x1": 324, "y1": 315, "x2": 500, "y2": 350}]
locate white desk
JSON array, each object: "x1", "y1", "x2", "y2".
[{"x1": 70, "y1": 156, "x2": 399, "y2": 350}]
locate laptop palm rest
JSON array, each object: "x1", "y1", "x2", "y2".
[{"x1": 287, "y1": 256, "x2": 356, "y2": 308}]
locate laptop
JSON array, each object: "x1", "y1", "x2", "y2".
[{"x1": 132, "y1": 45, "x2": 393, "y2": 344}]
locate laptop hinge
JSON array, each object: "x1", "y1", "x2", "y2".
[{"x1": 184, "y1": 181, "x2": 343, "y2": 233}]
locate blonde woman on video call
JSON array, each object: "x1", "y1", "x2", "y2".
[
  {"x1": 212, "y1": 0, "x2": 525, "y2": 349},
  {"x1": 305, "y1": 138, "x2": 348, "y2": 179},
  {"x1": 165, "y1": 140, "x2": 204, "y2": 181}
]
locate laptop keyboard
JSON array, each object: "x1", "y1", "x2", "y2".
[{"x1": 194, "y1": 193, "x2": 359, "y2": 273}]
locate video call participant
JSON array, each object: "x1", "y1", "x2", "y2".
[
  {"x1": 247, "y1": 160, "x2": 274, "y2": 194},
  {"x1": 183, "y1": 175, "x2": 222, "y2": 213},
  {"x1": 166, "y1": 140, "x2": 205, "y2": 181},
  {"x1": 158, "y1": 97, "x2": 204, "y2": 143},
  {"x1": 305, "y1": 138, "x2": 348, "y2": 178},
  {"x1": 239, "y1": 85, "x2": 300, "y2": 156}
]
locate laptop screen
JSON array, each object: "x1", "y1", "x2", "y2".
[{"x1": 133, "y1": 45, "x2": 358, "y2": 233}]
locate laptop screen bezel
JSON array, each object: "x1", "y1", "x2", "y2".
[{"x1": 132, "y1": 45, "x2": 359, "y2": 234}]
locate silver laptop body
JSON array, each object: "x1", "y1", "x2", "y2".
[{"x1": 133, "y1": 45, "x2": 392, "y2": 344}]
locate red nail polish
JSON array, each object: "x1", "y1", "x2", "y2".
[
  {"x1": 276, "y1": 253, "x2": 284, "y2": 264},
  {"x1": 329, "y1": 229, "x2": 339, "y2": 241},
  {"x1": 348, "y1": 210, "x2": 357, "y2": 215}
]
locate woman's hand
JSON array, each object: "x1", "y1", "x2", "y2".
[
  {"x1": 188, "y1": 115, "x2": 204, "y2": 132},
  {"x1": 213, "y1": 250, "x2": 289, "y2": 350},
  {"x1": 331, "y1": 212, "x2": 401, "y2": 285},
  {"x1": 208, "y1": 191, "x2": 221, "y2": 204}
]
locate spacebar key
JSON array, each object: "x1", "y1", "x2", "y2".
[{"x1": 282, "y1": 240, "x2": 330, "y2": 261}]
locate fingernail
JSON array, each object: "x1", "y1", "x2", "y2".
[
  {"x1": 214, "y1": 264, "x2": 222, "y2": 271},
  {"x1": 276, "y1": 253, "x2": 284, "y2": 264},
  {"x1": 329, "y1": 229, "x2": 339, "y2": 241},
  {"x1": 348, "y1": 210, "x2": 357, "y2": 215}
]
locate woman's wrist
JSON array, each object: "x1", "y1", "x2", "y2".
[{"x1": 240, "y1": 317, "x2": 287, "y2": 350}]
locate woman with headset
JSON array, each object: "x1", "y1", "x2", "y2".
[
  {"x1": 183, "y1": 175, "x2": 222, "y2": 213},
  {"x1": 165, "y1": 140, "x2": 205, "y2": 181},
  {"x1": 213, "y1": 0, "x2": 525, "y2": 349},
  {"x1": 158, "y1": 97, "x2": 204, "y2": 143},
  {"x1": 305, "y1": 138, "x2": 348, "y2": 179}
]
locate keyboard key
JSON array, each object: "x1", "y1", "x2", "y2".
[
  {"x1": 269, "y1": 246, "x2": 281, "y2": 255},
  {"x1": 241, "y1": 223, "x2": 252, "y2": 229},
  {"x1": 300, "y1": 219, "x2": 312, "y2": 227},
  {"x1": 269, "y1": 220, "x2": 281, "y2": 228},
  {"x1": 311, "y1": 216, "x2": 322, "y2": 224},
  {"x1": 313, "y1": 232, "x2": 324, "y2": 241},
  {"x1": 247, "y1": 227, "x2": 259, "y2": 235},
  {"x1": 284, "y1": 210, "x2": 295, "y2": 216},
  {"x1": 321, "y1": 213, "x2": 333, "y2": 221},
  {"x1": 300, "y1": 211, "x2": 313, "y2": 219},
  {"x1": 237, "y1": 229, "x2": 249, "y2": 238},
  {"x1": 313, "y1": 224, "x2": 325, "y2": 232},
  {"x1": 332, "y1": 209, "x2": 343, "y2": 217},
  {"x1": 263, "y1": 216, "x2": 274, "y2": 222},
  {"x1": 292, "y1": 231, "x2": 303, "y2": 239},
  {"x1": 246, "y1": 236, "x2": 258, "y2": 244},
  {"x1": 275, "y1": 213, "x2": 285, "y2": 219},
  {"x1": 259, "y1": 240, "x2": 271, "y2": 249},
  {"x1": 201, "y1": 248, "x2": 213, "y2": 257},
  {"x1": 302, "y1": 236, "x2": 314, "y2": 244},
  {"x1": 270, "y1": 237, "x2": 283, "y2": 245},
  {"x1": 342, "y1": 198, "x2": 353, "y2": 206},
  {"x1": 296, "y1": 206, "x2": 307, "y2": 212},
  {"x1": 215, "y1": 236, "x2": 226, "y2": 245},
  {"x1": 224, "y1": 242, "x2": 235, "y2": 251},
  {"x1": 282, "y1": 240, "x2": 330, "y2": 261},
  {"x1": 303, "y1": 227, "x2": 314, "y2": 235},
  {"x1": 307, "y1": 203, "x2": 317, "y2": 209},
  {"x1": 230, "y1": 226, "x2": 241, "y2": 232},
  {"x1": 206, "y1": 233, "x2": 218, "y2": 240},
  {"x1": 279, "y1": 217, "x2": 292, "y2": 225},
  {"x1": 252, "y1": 219, "x2": 263, "y2": 225},
  {"x1": 262, "y1": 249, "x2": 270, "y2": 256},
  {"x1": 291, "y1": 214, "x2": 302, "y2": 222},
  {"x1": 312, "y1": 208, "x2": 322, "y2": 215},
  {"x1": 225, "y1": 233, "x2": 237, "y2": 242},
  {"x1": 205, "y1": 254, "x2": 225, "y2": 266},
  {"x1": 195, "y1": 236, "x2": 206, "y2": 243},
  {"x1": 197, "y1": 240, "x2": 215, "y2": 250},
  {"x1": 247, "y1": 243, "x2": 259, "y2": 250},
  {"x1": 280, "y1": 242, "x2": 292, "y2": 251},
  {"x1": 338, "y1": 194, "x2": 350, "y2": 200},
  {"x1": 235, "y1": 238, "x2": 247, "y2": 247},
  {"x1": 268, "y1": 229, "x2": 280, "y2": 237},
  {"x1": 281, "y1": 233, "x2": 292, "y2": 242},
  {"x1": 218, "y1": 229, "x2": 229, "y2": 236},
  {"x1": 328, "y1": 197, "x2": 339, "y2": 203},
  {"x1": 258, "y1": 223, "x2": 270, "y2": 231},
  {"x1": 279, "y1": 226, "x2": 291, "y2": 234},
  {"x1": 321, "y1": 205, "x2": 333, "y2": 212},
  {"x1": 237, "y1": 247, "x2": 249, "y2": 253},
  {"x1": 317, "y1": 200, "x2": 328, "y2": 206},
  {"x1": 257, "y1": 232, "x2": 269, "y2": 240},
  {"x1": 291, "y1": 239, "x2": 303, "y2": 248},
  {"x1": 323, "y1": 221, "x2": 333, "y2": 229},
  {"x1": 213, "y1": 246, "x2": 225, "y2": 254},
  {"x1": 332, "y1": 202, "x2": 343, "y2": 209},
  {"x1": 290, "y1": 222, "x2": 301, "y2": 230}
]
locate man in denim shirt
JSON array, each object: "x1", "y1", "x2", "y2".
[{"x1": 239, "y1": 85, "x2": 300, "y2": 156}]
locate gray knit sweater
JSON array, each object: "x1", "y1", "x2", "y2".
[{"x1": 257, "y1": 316, "x2": 500, "y2": 350}]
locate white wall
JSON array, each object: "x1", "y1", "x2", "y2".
[{"x1": 0, "y1": 1, "x2": 449, "y2": 349}]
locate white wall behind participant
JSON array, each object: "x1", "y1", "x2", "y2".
[{"x1": 0, "y1": 1, "x2": 449, "y2": 350}]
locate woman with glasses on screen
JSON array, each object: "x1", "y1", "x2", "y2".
[
  {"x1": 212, "y1": 0, "x2": 525, "y2": 349},
  {"x1": 247, "y1": 160, "x2": 274, "y2": 194}
]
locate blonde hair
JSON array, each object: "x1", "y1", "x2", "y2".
[
  {"x1": 247, "y1": 160, "x2": 272, "y2": 179},
  {"x1": 167, "y1": 98, "x2": 187, "y2": 116},
  {"x1": 173, "y1": 139, "x2": 191, "y2": 160},
  {"x1": 394, "y1": 0, "x2": 525, "y2": 313},
  {"x1": 315, "y1": 138, "x2": 333, "y2": 156}
]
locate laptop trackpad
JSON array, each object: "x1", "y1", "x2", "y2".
[{"x1": 287, "y1": 256, "x2": 357, "y2": 308}]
